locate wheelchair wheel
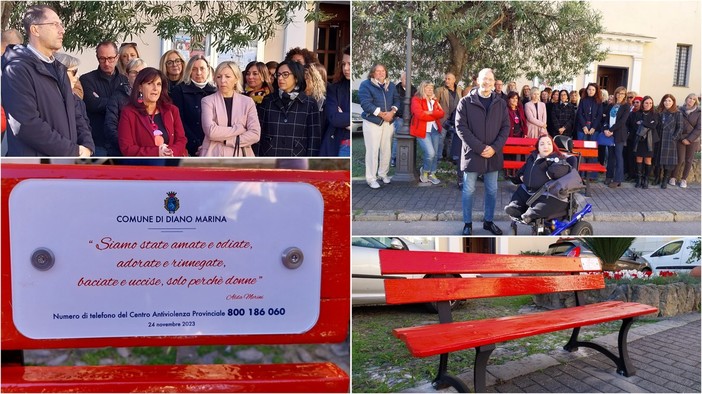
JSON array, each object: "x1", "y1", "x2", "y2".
[{"x1": 569, "y1": 221, "x2": 593, "y2": 235}]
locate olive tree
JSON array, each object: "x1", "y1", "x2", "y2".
[
  {"x1": 2, "y1": 1, "x2": 329, "y2": 53},
  {"x1": 353, "y1": 1, "x2": 607, "y2": 84}
]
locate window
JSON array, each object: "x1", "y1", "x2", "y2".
[
  {"x1": 652, "y1": 241, "x2": 683, "y2": 257},
  {"x1": 674, "y1": 45, "x2": 691, "y2": 87}
]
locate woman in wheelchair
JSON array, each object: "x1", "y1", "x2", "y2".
[{"x1": 505, "y1": 135, "x2": 572, "y2": 223}]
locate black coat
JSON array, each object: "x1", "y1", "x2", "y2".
[
  {"x1": 550, "y1": 102, "x2": 575, "y2": 137},
  {"x1": 320, "y1": 78, "x2": 350, "y2": 156},
  {"x1": 455, "y1": 88, "x2": 510, "y2": 174},
  {"x1": 602, "y1": 103, "x2": 631, "y2": 144},
  {"x1": 79, "y1": 68, "x2": 128, "y2": 152},
  {"x1": 171, "y1": 82, "x2": 217, "y2": 156},
  {"x1": 517, "y1": 151, "x2": 572, "y2": 192},
  {"x1": 1, "y1": 45, "x2": 94, "y2": 156},
  {"x1": 629, "y1": 110, "x2": 660, "y2": 145},
  {"x1": 103, "y1": 83, "x2": 130, "y2": 156},
  {"x1": 258, "y1": 91, "x2": 321, "y2": 157}
]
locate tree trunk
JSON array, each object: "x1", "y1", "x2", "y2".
[
  {"x1": 446, "y1": 33, "x2": 467, "y2": 81},
  {"x1": 2, "y1": 2, "x2": 15, "y2": 31}
]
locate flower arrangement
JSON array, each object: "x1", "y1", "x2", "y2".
[{"x1": 602, "y1": 270, "x2": 677, "y2": 280}]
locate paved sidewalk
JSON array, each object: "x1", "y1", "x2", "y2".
[
  {"x1": 405, "y1": 312, "x2": 701, "y2": 393},
  {"x1": 352, "y1": 177, "x2": 701, "y2": 223}
]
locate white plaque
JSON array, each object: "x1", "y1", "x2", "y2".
[
  {"x1": 9, "y1": 179, "x2": 324, "y2": 339},
  {"x1": 580, "y1": 257, "x2": 602, "y2": 271}
]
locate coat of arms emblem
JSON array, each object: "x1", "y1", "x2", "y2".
[{"x1": 164, "y1": 191, "x2": 180, "y2": 214}]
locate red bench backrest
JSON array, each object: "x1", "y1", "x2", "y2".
[
  {"x1": 380, "y1": 250, "x2": 604, "y2": 304},
  {"x1": 1, "y1": 164, "x2": 349, "y2": 350}
]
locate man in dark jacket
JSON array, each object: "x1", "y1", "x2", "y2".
[
  {"x1": 80, "y1": 40, "x2": 128, "y2": 156},
  {"x1": 2, "y1": 5, "x2": 94, "y2": 157},
  {"x1": 455, "y1": 68, "x2": 509, "y2": 235}
]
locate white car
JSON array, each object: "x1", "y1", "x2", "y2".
[
  {"x1": 351, "y1": 237, "x2": 464, "y2": 311},
  {"x1": 641, "y1": 237, "x2": 701, "y2": 273},
  {"x1": 352, "y1": 237, "x2": 428, "y2": 306}
]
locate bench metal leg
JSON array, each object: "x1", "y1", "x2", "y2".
[
  {"x1": 432, "y1": 353, "x2": 470, "y2": 392},
  {"x1": 474, "y1": 344, "x2": 495, "y2": 393},
  {"x1": 562, "y1": 318, "x2": 636, "y2": 377}
]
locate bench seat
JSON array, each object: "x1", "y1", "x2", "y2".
[
  {"x1": 394, "y1": 301, "x2": 658, "y2": 357},
  {"x1": 1, "y1": 362, "x2": 349, "y2": 393}
]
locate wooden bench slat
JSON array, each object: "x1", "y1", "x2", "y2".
[
  {"x1": 380, "y1": 250, "x2": 599, "y2": 275},
  {"x1": 393, "y1": 301, "x2": 658, "y2": 357},
  {"x1": 1, "y1": 362, "x2": 349, "y2": 393},
  {"x1": 384, "y1": 274, "x2": 604, "y2": 304}
]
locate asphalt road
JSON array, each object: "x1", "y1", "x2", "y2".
[{"x1": 353, "y1": 219, "x2": 702, "y2": 236}]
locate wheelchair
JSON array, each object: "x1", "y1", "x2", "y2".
[{"x1": 509, "y1": 135, "x2": 593, "y2": 236}]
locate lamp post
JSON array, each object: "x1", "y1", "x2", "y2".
[{"x1": 392, "y1": 15, "x2": 416, "y2": 182}]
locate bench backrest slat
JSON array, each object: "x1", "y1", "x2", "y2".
[
  {"x1": 380, "y1": 250, "x2": 600, "y2": 275},
  {"x1": 384, "y1": 274, "x2": 604, "y2": 304}
]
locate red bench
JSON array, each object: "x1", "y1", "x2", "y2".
[
  {"x1": 503, "y1": 136, "x2": 605, "y2": 196},
  {"x1": 380, "y1": 249, "x2": 658, "y2": 393},
  {"x1": 1, "y1": 164, "x2": 350, "y2": 393}
]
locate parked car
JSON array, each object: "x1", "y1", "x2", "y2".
[
  {"x1": 352, "y1": 237, "x2": 426, "y2": 306},
  {"x1": 352, "y1": 237, "x2": 463, "y2": 312},
  {"x1": 641, "y1": 237, "x2": 701, "y2": 273},
  {"x1": 351, "y1": 103, "x2": 363, "y2": 135},
  {"x1": 545, "y1": 239, "x2": 652, "y2": 272}
]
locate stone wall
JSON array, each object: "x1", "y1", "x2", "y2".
[{"x1": 533, "y1": 282, "x2": 701, "y2": 317}]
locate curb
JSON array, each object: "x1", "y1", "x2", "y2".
[
  {"x1": 353, "y1": 210, "x2": 701, "y2": 222},
  {"x1": 403, "y1": 313, "x2": 701, "y2": 393}
]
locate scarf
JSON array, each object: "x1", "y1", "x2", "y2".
[{"x1": 192, "y1": 80, "x2": 208, "y2": 89}]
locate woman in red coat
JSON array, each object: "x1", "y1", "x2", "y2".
[
  {"x1": 118, "y1": 67, "x2": 188, "y2": 156},
  {"x1": 410, "y1": 81, "x2": 445, "y2": 184}
]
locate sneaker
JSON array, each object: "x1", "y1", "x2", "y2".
[
  {"x1": 680, "y1": 180, "x2": 687, "y2": 188},
  {"x1": 368, "y1": 180, "x2": 380, "y2": 189},
  {"x1": 419, "y1": 167, "x2": 429, "y2": 183},
  {"x1": 380, "y1": 176, "x2": 392, "y2": 184},
  {"x1": 668, "y1": 177, "x2": 676, "y2": 186},
  {"x1": 428, "y1": 173, "x2": 441, "y2": 185}
]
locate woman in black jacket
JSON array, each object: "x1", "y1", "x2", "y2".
[
  {"x1": 171, "y1": 55, "x2": 217, "y2": 156},
  {"x1": 630, "y1": 96, "x2": 659, "y2": 188},
  {"x1": 504, "y1": 135, "x2": 572, "y2": 223},
  {"x1": 258, "y1": 60, "x2": 321, "y2": 157},
  {"x1": 602, "y1": 86, "x2": 631, "y2": 187},
  {"x1": 550, "y1": 89, "x2": 574, "y2": 138}
]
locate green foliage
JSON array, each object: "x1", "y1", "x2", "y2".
[
  {"x1": 579, "y1": 238, "x2": 634, "y2": 266},
  {"x1": 687, "y1": 238, "x2": 701, "y2": 264},
  {"x1": 353, "y1": 1, "x2": 608, "y2": 84},
  {"x1": 3, "y1": 1, "x2": 329, "y2": 53},
  {"x1": 519, "y1": 250, "x2": 545, "y2": 256}
]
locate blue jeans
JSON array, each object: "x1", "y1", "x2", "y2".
[
  {"x1": 338, "y1": 143, "x2": 350, "y2": 157},
  {"x1": 462, "y1": 170, "x2": 498, "y2": 223},
  {"x1": 418, "y1": 130, "x2": 440, "y2": 173},
  {"x1": 606, "y1": 144, "x2": 625, "y2": 182}
]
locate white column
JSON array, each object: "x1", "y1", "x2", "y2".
[
  {"x1": 583, "y1": 62, "x2": 596, "y2": 86},
  {"x1": 631, "y1": 56, "x2": 643, "y2": 93},
  {"x1": 283, "y1": 7, "x2": 308, "y2": 59}
]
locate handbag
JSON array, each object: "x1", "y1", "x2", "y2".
[
  {"x1": 636, "y1": 124, "x2": 650, "y2": 138},
  {"x1": 233, "y1": 135, "x2": 246, "y2": 157}
]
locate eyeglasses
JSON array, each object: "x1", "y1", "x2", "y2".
[
  {"x1": 166, "y1": 60, "x2": 183, "y2": 67},
  {"x1": 275, "y1": 71, "x2": 292, "y2": 79},
  {"x1": 120, "y1": 42, "x2": 137, "y2": 48},
  {"x1": 627, "y1": 96, "x2": 635, "y2": 99},
  {"x1": 34, "y1": 21, "x2": 64, "y2": 30},
  {"x1": 97, "y1": 55, "x2": 118, "y2": 63}
]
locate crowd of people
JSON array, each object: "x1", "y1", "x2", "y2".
[
  {"x1": 360, "y1": 65, "x2": 700, "y2": 235},
  {"x1": 1, "y1": 4, "x2": 351, "y2": 158}
]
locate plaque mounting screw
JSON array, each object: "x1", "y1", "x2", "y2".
[
  {"x1": 282, "y1": 247, "x2": 304, "y2": 269},
  {"x1": 31, "y1": 248, "x2": 55, "y2": 271}
]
